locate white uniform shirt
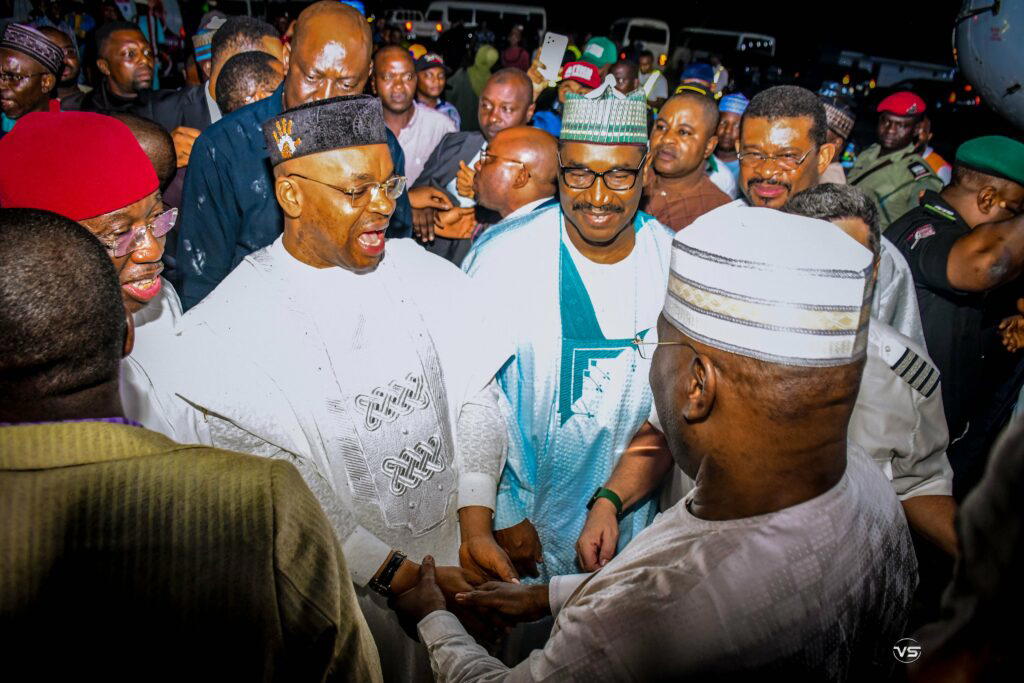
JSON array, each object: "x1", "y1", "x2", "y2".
[
  {"x1": 122, "y1": 277, "x2": 182, "y2": 435},
  {"x1": 418, "y1": 446, "x2": 917, "y2": 681}
]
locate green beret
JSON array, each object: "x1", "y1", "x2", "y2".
[{"x1": 955, "y1": 135, "x2": 1024, "y2": 186}]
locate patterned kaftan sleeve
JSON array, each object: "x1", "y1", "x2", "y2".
[
  {"x1": 199, "y1": 412, "x2": 393, "y2": 586},
  {"x1": 454, "y1": 379, "x2": 508, "y2": 511}
]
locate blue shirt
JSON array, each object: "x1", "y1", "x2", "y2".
[{"x1": 178, "y1": 85, "x2": 413, "y2": 310}]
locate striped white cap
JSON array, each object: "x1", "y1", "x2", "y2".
[{"x1": 665, "y1": 205, "x2": 873, "y2": 367}]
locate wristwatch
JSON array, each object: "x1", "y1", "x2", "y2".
[
  {"x1": 368, "y1": 550, "x2": 407, "y2": 597},
  {"x1": 587, "y1": 487, "x2": 624, "y2": 519}
]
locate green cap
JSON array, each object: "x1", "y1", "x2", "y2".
[
  {"x1": 581, "y1": 37, "x2": 617, "y2": 69},
  {"x1": 955, "y1": 135, "x2": 1024, "y2": 186},
  {"x1": 560, "y1": 76, "x2": 649, "y2": 146}
]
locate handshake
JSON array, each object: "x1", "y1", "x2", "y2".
[{"x1": 388, "y1": 519, "x2": 552, "y2": 641}]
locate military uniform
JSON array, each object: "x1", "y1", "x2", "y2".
[{"x1": 849, "y1": 142, "x2": 944, "y2": 229}]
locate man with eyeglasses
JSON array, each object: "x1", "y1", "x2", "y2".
[
  {"x1": 736, "y1": 85, "x2": 927, "y2": 346},
  {"x1": 462, "y1": 78, "x2": 675, "y2": 581},
  {"x1": 471, "y1": 125, "x2": 558, "y2": 221},
  {"x1": 390, "y1": 206, "x2": 915, "y2": 681},
  {"x1": 0, "y1": 23, "x2": 63, "y2": 138},
  {"x1": 0, "y1": 110, "x2": 181, "y2": 433},
  {"x1": 177, "y1": 1, "x2": 412, "y2": 311},
  {"x1": 886, "y1": 136, "x2": 1024, "y2": 497},
  {"x1": 134, "y1": 94, "x2": 518, "y2": 682}
]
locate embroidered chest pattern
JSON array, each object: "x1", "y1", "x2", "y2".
[
  {"x1": 355, "y1": 373, "x2": 431, "y2": 431},
  {"x1": 381, "y1": 435, "x2": 445, "y2": 495}
]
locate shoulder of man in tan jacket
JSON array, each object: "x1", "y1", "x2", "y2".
[{"x1": 0, "y1": 421, "x2": 382, "y2": 683}]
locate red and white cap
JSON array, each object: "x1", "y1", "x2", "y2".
[{"x1": 561, "y1": 61, "x2": 601, "y2": 89}]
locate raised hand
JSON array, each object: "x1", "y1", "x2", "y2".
[
  {"x1": 456, "y1": 160, "x2": 476, "y2": 199},
  {"x1": 434, "y1": 206, "x2": 477, "y2": 239}
]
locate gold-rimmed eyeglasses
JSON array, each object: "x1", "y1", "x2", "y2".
[
  {"x1": 631, "y1": 335, "x2": 696, "y2": 360},
  {"x1": 287, "y1": 174, "x2": 407, "y2": 207}
]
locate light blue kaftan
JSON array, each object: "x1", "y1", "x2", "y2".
[{"x1": 463, "y1": 204, "x2": 675, "y2": 579}]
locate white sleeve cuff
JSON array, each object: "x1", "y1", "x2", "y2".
[
  {"x1": 417, "y1": 610, "x2": 466, "y2": 646},
  {"x1": 458, "y1": 471, "x2": 497, "y2": 511},
  {"x1": 341, "y1": 525, "x2": 393, "y2": 586},
  {"x1": 897, "y1": 477, "x2": 954, "y2": 500},
  {"x1": 548, "y1": 573, "x2": 591, "y2": 616}
]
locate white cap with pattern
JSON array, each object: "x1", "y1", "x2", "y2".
[{"x1": 664, "y1": 205, "x2": 873, "y2": 367}]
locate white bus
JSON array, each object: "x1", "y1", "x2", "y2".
[
  {"x1": 610, "y1": 18, "x2": 671, "y2": 66},
  {"x1": 424, "y1": 2, "x2": 547, "y2": 36}
]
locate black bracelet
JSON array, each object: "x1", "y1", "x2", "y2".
[{"x1": 369, "y1": 550, "x2": 407, "y2": 597}]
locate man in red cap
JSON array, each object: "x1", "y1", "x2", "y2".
[
  {"x1": 848, "y1": 90, "x2": 942, "y2": 229},
  {"x1": 0, "y1": 110, "x2": 180, "y2": 432}
]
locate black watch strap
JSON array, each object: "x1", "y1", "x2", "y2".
[{"x1": 369, "y1": 550, "x2": 407, "y2": 597}]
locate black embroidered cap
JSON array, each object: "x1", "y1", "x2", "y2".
[
  {"x1": 262, "y1": 94, "x2": 388, "y2": 165},
  {"x1": 0, "y1": 23, "x2": 64, "y2": 76}
]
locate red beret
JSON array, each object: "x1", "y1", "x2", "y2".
[
  {"x1": 877, "y1": 91, "x2": 926, "y2": 116},
  {"x1": 0, "y1": 111, "x2": 158, "y2": 221}
]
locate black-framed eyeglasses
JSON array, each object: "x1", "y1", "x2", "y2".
[
  {"x1": 103, "y1": 207, "x2": 178, "y2": 258},
  {"x1": 287, "y1": 174, "x2": 407, "y2": 206},
  {"x1": 632, "y1": 335, "x2": 696, "y2": 360},
  {"x1": 0, "y1": 70, "x2": 46, "y2": 86},
  {"x1": 736, "y1": 147, "x2": 815, "y2": 172},
  {"x1": 557, "y1": 150, "x2": 648, "y2": 191}
]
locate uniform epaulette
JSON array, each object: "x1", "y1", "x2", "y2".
[
  {"x1": 908, "y1": 161, "x2": 932, "y2": 180},
  {"x1": 890, "y1": 347, "x2": 940, "y2": 397},
  {"x1": 923, "y1": 203, "x2": 957, "y2": 221}
]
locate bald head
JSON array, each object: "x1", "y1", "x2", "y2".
[
  {"x1": 283, "y1": 1, "x2": 373, "y2": 108},
  {"x1": 473, "y1": 125, "x2": 557, "y2": 217},
  {"x1": 109, "y1": 113, "x2": 175, "y2": 191},
  {"x1": 611, "y1": 60, "x2": 639, "y2": 94}
]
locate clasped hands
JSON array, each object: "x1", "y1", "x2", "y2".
[
  {"x1": 389, "y1": 518, "x2": 547, "y2": 640},
  {"x1": 407, "y1": 160, "x2": 480, "y2": 243}
]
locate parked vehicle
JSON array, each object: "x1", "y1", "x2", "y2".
[
  {"x1": 610, "y1": 18, "x2": 671, "y2": 66},
  {"x1": 425, "y1": 1, "x2": 547, "y2": 39},
  {"x1": 384, "y1": 8, "x2": 443, "y2": 40},
  {"x1": 670, "y1": 28, "x2": 776, "y2": 71}
]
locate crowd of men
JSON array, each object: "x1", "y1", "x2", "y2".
[{"x1": 1, "y1": 2, "x2": 1022, "y2": 681}]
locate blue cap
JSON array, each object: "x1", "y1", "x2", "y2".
[
  {"x1": 719, "y1": 93, "x2": 749, "y2": 115},
  {"x1": 682, "y1": 63, "x2": 714, "y2": 83}
]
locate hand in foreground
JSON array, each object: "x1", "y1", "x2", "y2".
[
  {"x1": 434, "y1": 206, "x2": 477, "y2": 239},
  {"x1": 576, "y1": 498, "x2": 620, "y2": 571},
  {"x1": 460, "y1": 534, "x2": 520, "y2": 585},
  {"x1": 494, "y1": 518, "x2": 544, "y2": 578},
  {"x1": 435, "y1": 562, "x2": 510, "y2": 642},
  {"x1": 455, "y1": 581, "x2": 551, "y2": 625},
  {"x1": 999, "y1": 300, "x2": 1024, "y2": 352},
  {"x1": 171, "y1": 126, "x2": 201, "y2": 168},
  {"x1": 389, "y1": 556, "x2": 447, "y2": 639},
  {"x1": 408, "y1": 185, "x2": 454, "y2": 211},
  {"x1": 456, "y1": 160, "x2": 476, "y2": 199}
]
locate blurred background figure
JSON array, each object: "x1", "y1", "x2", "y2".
[{"x1": 214, "y1": 50, "x2": 284, "y2": 116}]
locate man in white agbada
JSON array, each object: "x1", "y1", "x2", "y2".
[
  {"x1": 390, "y1": 208, "x2": 917, "y2": 681},
  {"x1": 460, "y1": 78, "x2": 675, "y2": 580},
  {"x1": 578, "y1": 190, "x2": 957, "y2": 572},
  {"x1": 138, "y1": 95, "x2": 520, "y2": 681}
]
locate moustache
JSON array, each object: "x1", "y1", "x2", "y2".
[
  {"x1": 573, "y1": 201, "x2": 625, "y2": 213},
  {"x1": 746, "y1": 177, "x2": 791, "y2": 190}
]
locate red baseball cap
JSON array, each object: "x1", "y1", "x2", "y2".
[
  {"x1": 877, "y1": 91, "x2": 927, "y2": 116},
  {"x1": 0, "y1": 111, "x2": 158, "y2": 221},
  {"x1": 561, "y1": 61, "x2": 601, "y2": 89}
]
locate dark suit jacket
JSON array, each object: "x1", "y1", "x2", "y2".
[
  {"x1": 0, "y1": 421, "x2": 382, "y2": 683},
  {"x1": 79, "y1": 81, "x2": 211, "y2": 133},
  {"x1": 412, "y1": 131, "x2": 501, "y2": 265}
]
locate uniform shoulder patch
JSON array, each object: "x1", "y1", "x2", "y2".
[
  {"x1": 923, "y1": 203, "x2": 957, "y2": 220},
  {"x1": 890, "y1": 347, "x2": 940, "y2": 397},
  {"x1": 908, "y1": 161, "x2": 931, "y2": 180}
]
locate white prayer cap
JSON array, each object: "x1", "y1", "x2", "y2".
[{"x1": 664, "y1": 205, "x2": 873, "y2": 367}]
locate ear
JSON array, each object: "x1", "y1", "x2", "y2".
[
  {"x1": 97, "y1": 57, "x2": 110, "y2": 78},
  {"x1": 275, "y1": 174, "x2": 303, "y2": 218},
  {"x1": 680, "y1": 354, "x2": 717, "y2": 422},
  {"x1": 526, "y1": 101, "x2": 536, "y2": 120},
  {"x1": 280, "y1": 41, "x2": 291, "y2": 72},
  {"x1": 41, "y1": 73, "x2": 56, "y2": 94},
  {"x1": 512, "y1": 165, "x2": 530, "y2": 190},
  {"x1": 977, "y1": 186, "x2": 999, "y2": 214},
  {"x1": 200, "y1": 60, "x2": 212, "y2": 80},
  {"x1": 122, "y1": 309, "x2": 135, "y2": 359},
  {"x1": 702, "y1": 133, "x2": 719, "y2": 160},
  {"x1": 816, "y1": 142, "x2": 836, "y2": 174}
]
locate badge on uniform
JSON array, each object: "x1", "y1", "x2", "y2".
[
  {"x1": 909, "y1": 224, "x2": 936, "y2": 250},
  {"x1": 908, "y1": 161, "x2": 931, "y2": 180},
  {"x1": 891, "y1": 348, "x2": 940, "y2": 397}
]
